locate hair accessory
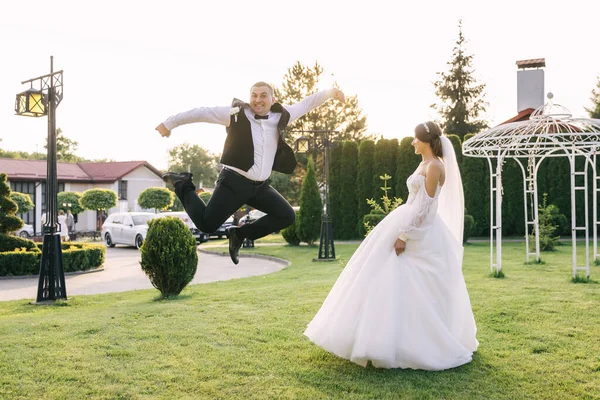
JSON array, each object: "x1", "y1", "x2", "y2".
[{"x1": 422, "y1": 122, "x2": 430, "y2": 134}]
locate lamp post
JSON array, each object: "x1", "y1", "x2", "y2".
[
  {"x1": 15, "y1": 56, "x2": 66, "y2": 303},
  {"x1": 293, "y1": 127, "x2": 338, "y2": 261}
]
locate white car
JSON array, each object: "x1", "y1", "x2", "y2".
[
  {"x1": 101, "y1": 212, "x2": 156, "y2": 249},
  {"x1": 155, "y1": 211, "x2": 209, "y2": 243},
  {"x1": 15, "y1": 223, "x2": 34, "y2": 238}
]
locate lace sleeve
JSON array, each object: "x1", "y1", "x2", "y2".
[{"x1": 397, "y1": 190, "x2": 437, "y2": 241}]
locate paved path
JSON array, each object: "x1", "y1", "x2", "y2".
[{"x1": 0, "y1": 246, "x2": 287, "y2": 302}]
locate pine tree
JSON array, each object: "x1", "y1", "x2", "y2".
[
  {"x1": 338, "y1": 141, "x2": 359, "y2": 239},
  {"x1": 356, "y1": 140, "x2": 376, "y2": 236},
  {"x1": 274, "y1": 61, "x2": 370, "y2": 143},
  {"x1": 462, "y1": 133, "x2": 489, "y2": 236},
  {"x1": 432, "y1": 20, "x2": 488, "y2": 140},
  {"x1": 585, "y1": 76, "x2": 600, "y2": 118},
  {"x1": 297, "y1": 156, "x2": 323, "y2": 246}
]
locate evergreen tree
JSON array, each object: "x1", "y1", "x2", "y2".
[
  {"x1": 328, "y1": 144, "x2": 343, "y2": 238},
  {"x1": 297, "y1": 156, "x2": 322, "y2": 245},
  {"x1": 274, "y1": 61, "x2": 371, "y2": 143},
  {"x1": 462, "y1": 133, "x2": 489, "y2": 236},
  {"x1": 501, "y1": 159, "x2": 525, "y2": 236},
  {"x1": 585, "y1": 76, "x2": 600, "y2": 118},
  {"x1": 356, "y1": 140, "x2": 376, "y2": 236},
  {"x1": 395, "y1": 137, "x2": 421, "y2": 202},
  {"x1": 372, "y1": 138, "x2": 399, "y2": 198},
  {"x1": 338, "y1": 141, "x2": 359, "y2": 239},
  {"x1": 0, "y1": 173, "x2": 24, "y2": 234},
  {"x1": 432, "y1": 20, "x2": 488, "y2": 140}
]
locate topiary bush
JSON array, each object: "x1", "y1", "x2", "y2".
[
  {"x1": 140, "y1": 217, "x2": 198, "y2": 298},
  {"x1": 0, "y1": 234, "x2": 38, "y2": 252},
  {"x1": 0, "y1": 173, "x2": 24, "y2": 234},
  {"x1": 9, "y1": 192, "x2": 34, "y2": 215},
  {"x1": 281, "y1": 214, "x2": 301, "y2": 246}
]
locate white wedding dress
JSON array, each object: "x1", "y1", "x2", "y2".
[{"x1": 304, "y1": 137, "x2": 478, "y2": 370}]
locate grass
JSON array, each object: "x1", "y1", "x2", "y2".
[{"x1": 0, "y1": 242, "x2": 599, "y2": 399}]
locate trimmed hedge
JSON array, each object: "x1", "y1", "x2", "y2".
[
  {"x1": 0, "y1": 242, "x2": 105, "y2": 276},
  {"x1": 0, "y1": 234, "x2": 38, "y2": 252},
  {"x1": 281, "y1": 214, "x2": 301, "y2": 246}
]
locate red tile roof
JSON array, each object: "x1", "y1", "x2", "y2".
[
  {"x1": 0, "y1": 158, "x2": 163, "y2": 182},
  {"x1": 499, "y1": 108, "x2": 535, "y2": 125}
]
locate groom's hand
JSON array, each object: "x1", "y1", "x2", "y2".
[
  {"x1": 156, "y1": 123, "x2": 171, "y2": 138},
  {"x1": 331, "y1": 88, "x2": 345, "y2": 103},
  {"x1": 394, "y1": 238, "x2": 406, "y2": 256}
]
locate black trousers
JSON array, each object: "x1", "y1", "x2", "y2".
[{"x1": 174, "y1": 168, "x2": 295, "y2": 241}]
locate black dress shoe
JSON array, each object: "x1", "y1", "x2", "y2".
[
  {"x1": 228, "y1": 227, "x2": 243, "y2": 265},
  {"x1": 162, "y1": 172, "x2": 193, "y2": 186}
]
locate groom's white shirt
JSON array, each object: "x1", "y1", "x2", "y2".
[{"x1": 163, "y1": 89, "x2": 335, "y2": 181}]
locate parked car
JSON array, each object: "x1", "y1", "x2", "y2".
[
  {"x1": 155, "y1": 211, "x2": 209, "y2": 243},
  {"x1": 14, "y1": 223, "x2": 34, "y2": 238},
  {"x1": 101, "y1": 212, "x2": 157, "y2": 249},
  {"x1": 211, "y1": 215, "x2": 235, "y2": 239}
]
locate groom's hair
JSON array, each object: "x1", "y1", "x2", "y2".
[{"x1": 251, "y1": 82, "x2": 274, "y2": 97}]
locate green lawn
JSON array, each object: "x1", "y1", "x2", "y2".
[{"x1": 0, "y1": 242, "x2": 599, "y2": 400}]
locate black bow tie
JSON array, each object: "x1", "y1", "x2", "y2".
[{"x1": 255, "y1": 114, "x2": 269, "y2": 120}]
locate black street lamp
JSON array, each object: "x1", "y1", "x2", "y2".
[
  {"x1": 293, "y1": 127, "x2": 337, "y2": 261},
  {"x1": 15, "y1": 56, "x2": 66, "y2": 303}
]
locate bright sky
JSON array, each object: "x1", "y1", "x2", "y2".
[{"x1": 1, "y1": 0, "x2": 599, "y2": 171}]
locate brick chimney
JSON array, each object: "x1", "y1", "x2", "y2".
[{"x1": 516, "y1": 58, "x2": 545, "y2": 112}]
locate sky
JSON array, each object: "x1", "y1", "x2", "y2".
[{"x1": 1, "y1": 0, "x2": 599, "y2": 171}]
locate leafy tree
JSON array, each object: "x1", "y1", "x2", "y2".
[
  {"x1": 9, "y1": 192, "x2": 34, "y2": 215},
  {"x1": 80, "y1": 189, "x2": 117, "y2": 212},
  {"x1": 57, "y1": 192, "x2": 84, "y2": 215},
  {"x1": 138, "y1": 187, "x2": 175, "y2": 212},
  {"x1": 0, "y1": 173, "x2": 23, "y2": 234},
  {"x1": 338, "y1": 141, "x2": 359, "y2": 239},
  {"x1": 432, "y1": 20, "x2": 488, "y2": 140},
  {"x1": 356, "y1": 140, "x2": 376, "y2": 236},
  {"x1": 45, "y1": 128, "x2": 79, "y2": 162},
  {"x1": 585, "y1": 76, "x2": 600, "y2": 118},
  {"x1": 167, "y1": 143, "x2": 219, "y2": 189},
  {"x1": 270, "y1": 170, "x2": 302, "y2": 206},
  {"x1": 274, "y1": 61, "x2": 370, "y2": 143},
  {"x1": 297, "y1": 156, "x2": 322, "y2": 245}
]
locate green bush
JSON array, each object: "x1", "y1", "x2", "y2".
[
  {"x1": 362, "y1": 214, "x2": 385, "y2": 234},
  {"x1": 0, "y1": 233, "x2": 38, "y2": 252},
  {"x1": 10, "y1": 192, "x2": 34, "y2": 214},
  {"x1": 297, "y1": 156, "x2": 322, "y2": 246},
  {"x1": 140, "y1": 217, "x2": 198, "y2": 298},
  {"x1": 0, "y1": 173, "x2": 23, "y2": 234},
  {"x1": 0, "y1": 242, "x2": 104, "y2": 276},
  {"x1": 281, "y1": 214, "x2": 301, "y2": 246},
  {"x1": 138, "y1": 187, "x2": 174, "y2": 211},
  {"x1": 463, "y1": 214, "x2": 475, "y2": 244}
]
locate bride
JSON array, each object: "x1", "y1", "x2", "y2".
[{"x1": 304, "y1": 121, "x2": 478, "y2": 370}]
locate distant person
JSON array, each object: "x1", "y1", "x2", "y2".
[
  {"x1": 157, "y1": 82, "x2": 345, "y2": 265},
  {"x1": 57, "y1": 210, "x2": 69, "y2": 242},
  {"x1": 67, "y1": 210, "x2": 75, "y2": 234}
]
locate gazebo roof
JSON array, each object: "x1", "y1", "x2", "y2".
[{"x1": 463, "y1": 102, "x2": 600, "y2": 158}]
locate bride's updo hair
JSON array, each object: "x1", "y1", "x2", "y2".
[{"x1": 414, "y1": 121, "x2": 443, "y2": 158}]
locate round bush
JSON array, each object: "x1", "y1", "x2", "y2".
[
  {"x1": 281, "y1": 214, "x2": 300, "y2": 246},
  {"x1": 140, "y1": 217, "x2": 198, "y2": 298}
]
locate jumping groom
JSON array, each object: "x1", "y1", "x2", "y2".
[{"x1": 156, "y1": 82, "x2": 345, "y2": 264}]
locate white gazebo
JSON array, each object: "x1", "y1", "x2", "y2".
[{"x1": 463, "y1": 96, "x2": 600, "y2": 278}]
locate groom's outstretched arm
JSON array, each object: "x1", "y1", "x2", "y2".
[
  {"x1": 156, "y1": 105, "x2": 231, "y2": 137},
  {"x1": 286, "y1": 88, "x2": 346, "y2": 124}
]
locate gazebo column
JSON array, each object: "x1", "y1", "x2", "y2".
[
  {"x1": 488, "y1": 154, "x2": 504, "y2": 274},
  {"x1": 569, "y1": 150, "x2": 590, "y2": 279}
]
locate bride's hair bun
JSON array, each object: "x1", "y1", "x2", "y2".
[{"x1": 414, "y1": 121, "x2": 443, "y2": 158}]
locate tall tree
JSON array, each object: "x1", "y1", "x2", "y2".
[
  {"x1": 462, "y1": 133, "x2": 489, "y2": 236},
  {"x1": 167, "y1": 143, "x2": 219, "y2": 189},
  {"x1": 274, "y1": 61, "x2": 370, "y2": 143},
  {"x1": 585, "y1": 76, "x2": 600, "y2": 118},
  {"x1": 432, "y1": 20, "x2": 489, "y2": 140},
  {"x1": 328, "y1": 144, "x2": 344, "y2": 237},
  {"x1": 395, "y1": 137, "x2": 421, "y2": 202},
  {"x1": 338, "y1": 141, "x2": 359, "y2": 239},
  {"x1": 45, "y1": 128, "x2": 79, "y2": 162},
  {"x1": 297, "y1": 156, "x2": 322, "y2": 246},
  {"x1": 372, "y1": 138, "x2": 399, "y2": 198},
  {"x1": 356, "y1": 140, "x2": 376, "y2": 236}
]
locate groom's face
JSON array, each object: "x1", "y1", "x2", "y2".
[{"x1": 249, "y1": 85, "x2": 274, "y2": 116}]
